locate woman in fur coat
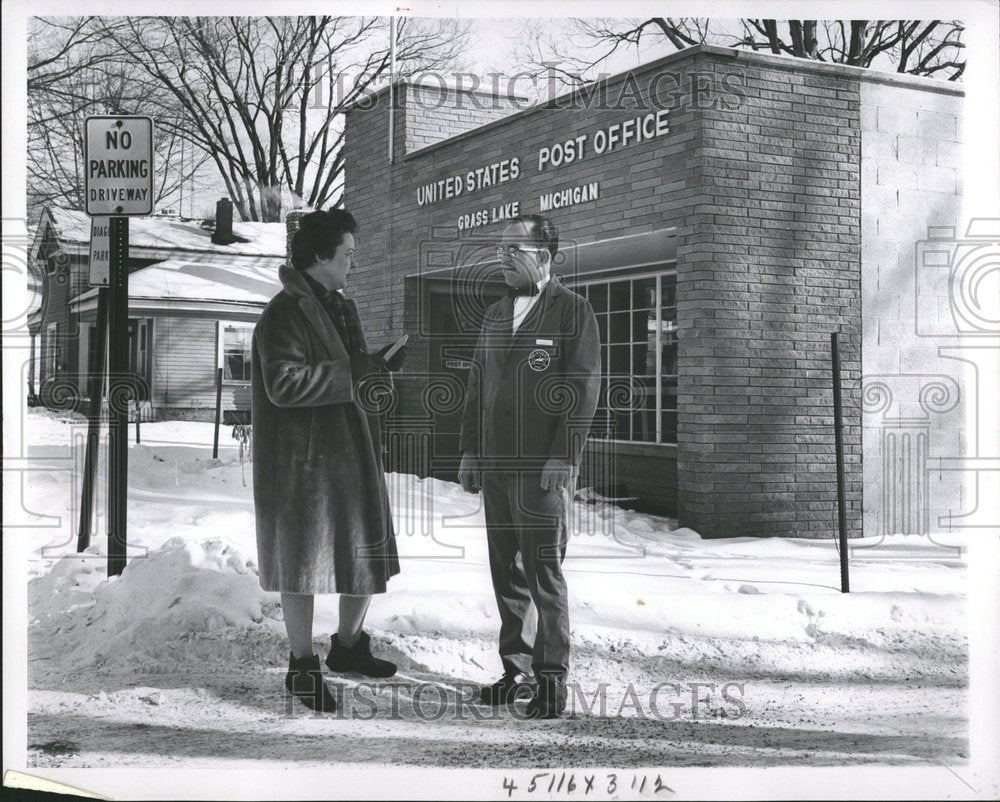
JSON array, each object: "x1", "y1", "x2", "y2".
[{"x1": 251, "y1": 209, "x2": 404, "y2": 713}]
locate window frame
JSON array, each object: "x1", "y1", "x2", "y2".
[
  {"x1": 136, "y1": 319, "x2": 149, "y2": 379},
  {"x1": 568, "y1": 267, "x2": 678, "y2": 447},
  {"x1": 217, "y1": 321, "x2": 254, "y2": 384},
  {"x1": 45, "y1": 322, "x2": 59, "y2": 376}
]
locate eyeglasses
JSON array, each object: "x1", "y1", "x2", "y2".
[{"x1": 495, "y1": 244, "x2": 544, "y2": 257}]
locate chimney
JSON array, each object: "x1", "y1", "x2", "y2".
[
  {"x1": 211, "y1": 197, "x2": 237, "y2": 245},
  {"x1": 285, "y1": 210, "x2": 306, "y2": 267}
]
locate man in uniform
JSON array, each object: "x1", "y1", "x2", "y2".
[{"x1": 458, "y1": 214, "x2": 601, "y2": 719}]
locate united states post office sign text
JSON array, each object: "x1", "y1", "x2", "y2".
[
  {"x1": 85, "y1": 116, "x2": 154, "y2": 216},
  {"x1": 414, "y1": 108, "x2": 670, "y2": 210}
]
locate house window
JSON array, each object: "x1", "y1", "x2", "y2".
[
  {"x1": 222, "y1": 324, "x2": 253, "y2": 382},
  {"x1": 45, "y1": 322, "x2": 59, "y2": 376},
  {"x1": 136, "y1": 320, "x2": 149, "y2": 379},
  {"x1": 127, "y1": 319, "x2": 151, "y2": 401},
  {"x1": 87, "y1": 323, "x2": 98, "y2": 374},
  {"x1": 572, "y1": 272, "x2": 677, "y2": 445}
]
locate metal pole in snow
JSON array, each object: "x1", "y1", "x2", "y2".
[
  {"x1": 213, "y1": 367, "x2": 223, "y2": 459},
  {"x1": 107, "y1": 217, "x2": 129, "y2": 577},
  {"x1": 831, "y1": 332, "x2": 850, "y2": 593},
  {"x1": 77, "y1": 289, "x2": 109, "y2": 552}
]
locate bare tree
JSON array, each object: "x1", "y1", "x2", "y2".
[
  {"x1": 27, "y1": 17, "x2": 207, "y2": 221},
  {"x1": 28, "y1": 16, "x2": 124, "y2": 94},
  {"x1": 739, "y1": 19, "x2": 965, "y2": 78},
  {"x1": 515, "y1": 18, "x2": 965, "y2": 88},
  {"x1": 98, "y1": 16, "x2": 470, "y2": 221}
]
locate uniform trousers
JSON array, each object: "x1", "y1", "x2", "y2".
[{"x1": 481, "y1": 468, "x2": 572, "y2": 681}]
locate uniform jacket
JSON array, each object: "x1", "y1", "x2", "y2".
[
  {"x1": 251, "y1": 266, "x2": 399, "y2": 594},
  {"x1": 460, "y1": 278, "x2": 601, "y2": 468}
]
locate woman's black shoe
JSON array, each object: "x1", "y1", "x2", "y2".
[
  {"x1": 325, "y1": 631, "x2": 397, "y2": 678},
  {"x1": 285, "y1": 652, "x2": 338, "y2": 714}
]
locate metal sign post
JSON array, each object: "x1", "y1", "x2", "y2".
[
  {"x1": 84, "y1": 115, "x2": 154, "y2": 577},
  {"x1": 77, "y1": 215, "x2": 115, "y2": 551},
  {"x1": 831, "y1": 332, "x2": 850, "y2": 593},
  {"x1": 107, "y1": 216, "x2": 130, "y2": 577},
  {"x1": 213, "y1": 367, "x2": 223, "y2": 460},
  {"x1": 76, "y1": 289, "x2": 109, "y2": 553}
]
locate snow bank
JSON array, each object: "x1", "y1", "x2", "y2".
[
  {"x1": 28, "y1": 528, "x2": 966, "y2": 685},
  {"x1": 30, "y1": 539, "x2": 285, "y2": 673},
  {"x1": 24, "y1": 412, "x2": 968, "y2": 686}
]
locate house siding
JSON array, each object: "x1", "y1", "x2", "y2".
[{"x1": 151, "y1": 317, "x2": 252, "y2": 421}]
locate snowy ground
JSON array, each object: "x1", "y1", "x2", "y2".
[{"x1": 18, "y1": 408, "x2": 968, "y2": 769}]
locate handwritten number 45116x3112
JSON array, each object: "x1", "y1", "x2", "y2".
[{"x1": 502, "y1": 773, "x2": 674, "y2": 796}]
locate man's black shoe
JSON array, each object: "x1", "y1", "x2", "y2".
[
  {"x1": 325, "y1": 631, "x2": 397, "y2": 678},
  {"x1": 478, "y1": 672, "x2": 536, "y2": 706},
  {"x1": 285, "y1": 652, "x2": 338, "y2": 714},
  {"x1": 525, "y1": 676, "x2": 567, "y2": 719}
]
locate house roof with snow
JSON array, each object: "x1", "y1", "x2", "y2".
[
  {"x1": 34, "y1": 206, "x2": 286, "y2": 260},
  {"x1": 70, "y1": 258, "x2": 282, "y2": 315}
]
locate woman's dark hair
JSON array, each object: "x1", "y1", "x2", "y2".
[
  {"x1": 290, "y1": 209, "x2": 358, "y2": 270},
  {"x1": 511, "y1": 214, "x2": 559, "y2": 259}
]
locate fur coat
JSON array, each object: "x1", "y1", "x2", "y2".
[{"x1": 251, "y1": 266, "x2": 399, "y2": 594}]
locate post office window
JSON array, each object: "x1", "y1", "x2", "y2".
[{"x1": 573, "y1": 272, "x2": 677, "y2": 445}]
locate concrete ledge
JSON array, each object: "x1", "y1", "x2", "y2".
[
  {"x1": 585, "y1": 439, "x2": 678, "y2": 459},
  {"x1": 695, "y1": 43, "x2": 964, "y2": 96}
]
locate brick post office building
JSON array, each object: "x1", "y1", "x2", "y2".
[{"x1": 342, "y1": 44, "x2": 965, "y2": 540}]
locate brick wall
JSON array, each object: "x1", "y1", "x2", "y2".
[
  {"x1": 580, "y1": 442, "x2": 678, "y2": 514},
  {"x1": 859, "y1": 77, "x2": 965, "y2": 542},
  {"x1": 403, "y1": 84, "x2": 527, "y2": 152},
  {"x1": 342, "y1": 88, "x2": 398, "y2": 348},
  {"x1": 675, "y1": 54, "x2": 863, "y2": 538}
]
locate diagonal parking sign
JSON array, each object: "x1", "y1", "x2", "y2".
[{"x1": 88, "y1": 216, "x2": 111, "y2": 286}]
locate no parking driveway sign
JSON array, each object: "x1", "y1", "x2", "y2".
[{"x1": 84, "y1": 116, "x2": 154, "y2": 216}]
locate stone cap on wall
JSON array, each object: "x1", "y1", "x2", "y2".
[{"x1": 695, "y1": 42, "x2": 965, "y2": 95}]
